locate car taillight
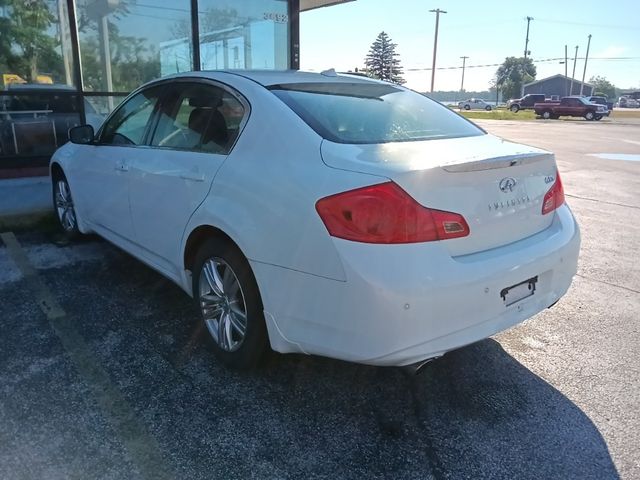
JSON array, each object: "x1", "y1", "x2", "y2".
[
  {"x1": 315, "y1": 182, "x2": 470, "y2": 244},
  {"x1": 541, "y1": 170, "x2": 565, "y2": 215}
]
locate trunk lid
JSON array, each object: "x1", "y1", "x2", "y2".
[{"x1": 320, "y1": 134, "x2": 558, "y2": 256}]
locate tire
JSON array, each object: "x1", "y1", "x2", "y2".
[
  {"x1": 584, "y1": 111, "x2": 595, "y2": 121},
  {"x1": 542, "y1": 110, "x2": 552, "y2": 119},
  {"x1": 464, "y1": 104, "x2": 470, "y2": 110},
  {"x1": 485, "y1": 105, "x2": 492, "y2": 111},
  {"x1": 551, "y1": 114, "x2": 560, "y2": 119},
  {"x1": 192, "y1": 238, "x2": 269, "y2": 369},
  {"x1": 510, "y1": 104, "x2": 520, "y2": 113},
  {"x1": 595, "y1": 115, "x2": 603, "y2": 121},
  {"x1": 52, "y1": 174, "x2": 81, "y2": 239}
]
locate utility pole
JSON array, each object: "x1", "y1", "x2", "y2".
[
  {"x1": 429, "y1": 8, "x2": 447, "y2": 93},
  {"x1": 564, "y1": 44, "x2": 568, "y2": 96},
  {"x1": 570, "y1": 45, "x2": 579, "y2": 95},
  {"x1": 523, "y1": 16, "x2": 533, "y2": 58},
  {"x1": 460, "y1": 56, "x2": 468, "y2": 93},
  {"x1": 57, "y1": 0, "x2": 72, "y2": 85},
  {"x1": 580, "y1": 34, "x2": 592, "y2": 95}
]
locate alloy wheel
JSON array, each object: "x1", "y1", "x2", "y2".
[
  {"x1": 199, "y1": 257, "x2": 248, "y2": 352},
  {"x1": 55, "y1": 179, "x2": 77, "y2": 232}
]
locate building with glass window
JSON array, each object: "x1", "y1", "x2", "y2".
[{"x1": 0, "y1": 0, "x2": 352, "y2": 177}]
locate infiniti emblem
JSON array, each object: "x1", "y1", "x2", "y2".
[{"x1": 499, "y1": 177, "x2": 517, "y2": 193}]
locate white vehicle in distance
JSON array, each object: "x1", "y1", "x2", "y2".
[
  {"x1": 51, "y1": 70, "x2": 580, "y2": 371},
  {"x1": 458, "y1": 98, "x2": 493, "y2": 111}
]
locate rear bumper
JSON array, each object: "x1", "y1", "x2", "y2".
[{"x1": 253, "y1": 204, "x2": 580, "y2": 366}]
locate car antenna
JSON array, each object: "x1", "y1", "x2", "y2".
[{"x1": 320, "y1": 68, "x2": 337, "y2": 77}]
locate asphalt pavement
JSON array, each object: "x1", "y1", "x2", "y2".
[{"x1": 1, "y1": 119, "x2": 638, "y2": 479}]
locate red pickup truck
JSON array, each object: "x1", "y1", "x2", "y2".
[{"x1": 534, "y1": 96, "x2": 608, "y2": 121}]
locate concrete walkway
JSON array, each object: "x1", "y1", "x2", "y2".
[{"x1": 0, "y1": 176, "x2": 52, "y2": 228}]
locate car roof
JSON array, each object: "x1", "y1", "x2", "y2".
[
  {"x1": 165, "y1": 69, "x2": 380, "y2": 87},
  {"x1": 7, "y1": 83, "x2": 75, "y2": 91}
]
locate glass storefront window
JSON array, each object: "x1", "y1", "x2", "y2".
[
  {"x1": 197, "y1": 0, "x2": 289, "y2": 70},
  {"x1": 0, "y1": 87, "x2": 82, "y2": 159},
  {"x1": 0, "y1": 0, "x2": 77, "y2": 162},
  {"x1": 1, "y1": 0, "x2": 294, "y2": 168},
  {"x1": 77, "y1": 0, "x2": 193, "y2": 95},
  {"x1": 0, "y1": 0, "x2": 75, "y2": 88}
]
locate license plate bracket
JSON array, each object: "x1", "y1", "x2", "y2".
[{"x1": 500, "y1": 276, "x2": 538, "y2": 306}]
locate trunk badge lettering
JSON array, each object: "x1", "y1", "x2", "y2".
[{"x1": 488, "y1": 195, "x2": 531, "y2": 211}]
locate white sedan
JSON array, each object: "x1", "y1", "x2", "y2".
[
  {"x1": 458, "y1": 98, "x2": 493, "y2": 111},
  {"x1": 51, "y1": 71, "x2": 580, "y2": 370}
]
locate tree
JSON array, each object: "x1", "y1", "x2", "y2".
[
  {"x1": 589, "y1": 75, "x2": 617, "y2": 99},
  {"x1": 0, "y1": 0, "x2": 64, "y2": 82},
  {"x1": 76, "y1": 1, "x2": 162, "y2": 92},
  {"x1": 494, "y1": 56, "x2": 537, "y2": 101},
  {"x1": 364, "y1": 31, "x2": 405, "y2": 84}
]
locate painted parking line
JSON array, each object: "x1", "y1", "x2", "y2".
[{"x1": 0, "y1": 232, "x2": 173, "y2": 480}]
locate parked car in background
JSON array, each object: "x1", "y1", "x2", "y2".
[
  {"x1": 506, "y1": 93, "x2": 546, "y2": 112},
  {"x1": 50, "y1": 70, "x2": 579, "y2": 371},
  {"x1": 458, "y1": 98, "x2": 492, "y2": 111},
  {"x1": 534, "y1": 96, "x2": 607, "y2": 120},
  {"x1": 0, "y1": 84, "x2": 104, "y2": 157},
  {"x1": 586, "y1": 96, "x2": 612, "y2": 116},
  {"x1": 618, "y1": 96, "x2": 639, "y2": 108}
]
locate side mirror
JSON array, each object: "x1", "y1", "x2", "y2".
[{"x1": 69, "y1": 125, "x2": 94, "y2": 144}]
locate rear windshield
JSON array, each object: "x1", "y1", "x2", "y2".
[{"x1": 270, "y1": 82, "x2": 484, "y2": 144}]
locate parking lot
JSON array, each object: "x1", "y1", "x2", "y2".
[{"x1": 1, "y1": 120, "x2": 638, "y2": 479}]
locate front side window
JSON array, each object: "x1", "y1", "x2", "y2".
[
  {"x1": 151, "y1": 83, "x2": 245, "y2": 154},
  {"x1": 100, "y1": 87, "x2": 163, "y2": 146},
  {"x1": 271, "y1": 82, "x2": 484, "y2": 144}
]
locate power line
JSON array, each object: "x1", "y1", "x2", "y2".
[
  {"x1": 405, "y1": 56, "x2": 640, "y2": 72},
  {"x1": 535, "y1": 18, "x2": 637, "y2": 30}
]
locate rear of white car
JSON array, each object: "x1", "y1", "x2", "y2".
[
  {"x1": 51, "y1": 71, "x2": 579, "y2": 369},
  {"x1": 258, "y1": 77, "x2": 580, "y2": 366}
]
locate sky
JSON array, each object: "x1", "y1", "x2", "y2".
[{"x1": 300, "y1": 0, "x2": 640, "y2": 93}]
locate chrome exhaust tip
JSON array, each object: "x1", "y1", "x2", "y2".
[{"x1": 402, "y1": 356, "x2": 440, "y2": 376}]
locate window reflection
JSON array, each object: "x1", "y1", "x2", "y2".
[
  {"x1": 77, "y1": 0, "x2": 193, "y2": 96},
  {"x1": 196, "y1": 0, "x2": 289, "y2": 70}
]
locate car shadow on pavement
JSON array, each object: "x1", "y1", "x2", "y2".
[
  {"x1": 250, "y1": 340, "x2": 620, "y2": 480},
  {"x1": 28, "y1": 238, "x2": 620, "y2": 480}
]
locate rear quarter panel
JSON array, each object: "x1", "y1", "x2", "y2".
[{"x1": 181, "y1": 74, "x2": 387, "y2": 282}]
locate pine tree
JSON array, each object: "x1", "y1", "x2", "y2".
[{"x1": 364, "y1": 31, "x2": 405, "y2": 85}]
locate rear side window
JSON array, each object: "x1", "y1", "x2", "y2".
[
  {"x1": 270, "y1": 82, "x2": 483, "y2": 144},
  {"x1": 151, "y1": 83, "x2": 245, "y2": 154}
]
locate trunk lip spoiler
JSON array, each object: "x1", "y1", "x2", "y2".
[{"x1": 442, "y1": 152, "x2": 553, "y2": 173}]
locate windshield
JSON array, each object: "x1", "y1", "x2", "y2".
[{"x1": 270, "y1": 82, "x2": 484, "y2": 144}]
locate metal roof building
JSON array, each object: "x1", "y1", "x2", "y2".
[{"x1": 524, "y1": 74, "x2": 594, "y2": 98}]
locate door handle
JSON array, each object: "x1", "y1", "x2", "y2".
[
  {"x1": 114, "y1": 163, "x2": 129, "y2": 172},
  {"x1": 180, "y1": 172, "x2": 205, "y2": 182}
]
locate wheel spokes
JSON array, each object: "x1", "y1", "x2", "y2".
[
  {"x1": 56, "y1": 181, "x2": 76, "y2": 231},
  {"x1": 228, "y1": 308, "x2": 247, "y2": 336},
  {"x1": 203, "y1": 260, "x2": 224, "y2": 297},
  {"x1": 199, "y1": 258, "x2": 248, "y2": 352}
]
